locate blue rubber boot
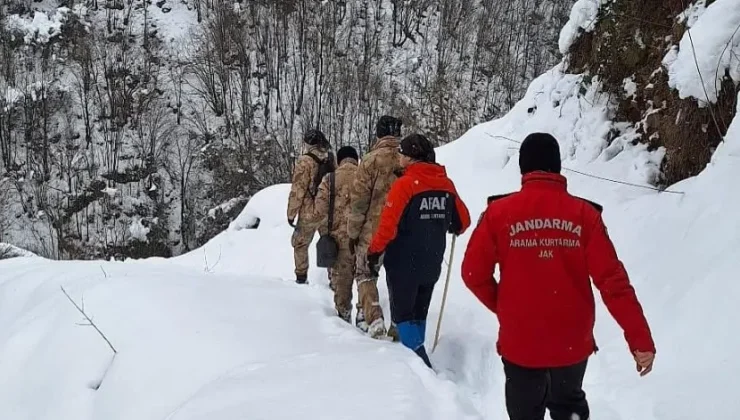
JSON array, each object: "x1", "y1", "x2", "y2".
[
  {"x1": 397, "y1": 321, "x2": 432, "y2": 368},
  {"x1": 397, "y1": 321, "x2": 423, "y2": 350},
  {"x1": 418, "y1": 319, "x2": 427, "y2": 342}
]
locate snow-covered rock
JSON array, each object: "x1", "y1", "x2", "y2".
[
  {"x1": 663, "y1": 0, "x2": 740, "y2": 105},
  {"x1": 559, "y1": 0, "x2": 610, "y2": 54}
]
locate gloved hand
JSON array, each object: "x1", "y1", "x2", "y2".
[
  {"x1": 367, "y1": 252, "x2": 382, "y2": 277},
  {"x1": 448, "y1": 220, "x2": 461, "y2": 235},
  {"x1": 288, "y1": 217, "x2": 296, "y2": 228},
  {"x1": 349, "y1": 238, "x2": 359, "y2": 255}
]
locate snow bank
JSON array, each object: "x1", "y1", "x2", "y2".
[
  {"x1": 230, "y1": 184, "x2": 290, "y2": 230},
  {"x1": 0, "y1": 258, "x2": 476, "y2": 420},
  {"x1": 559, "y1": 0, "x2": 609, "y2": 54},
  {"x1": 663, "y1": 0, "x2": 740, "y2": 105},
  {"x1": 173, "y1": 183, "x2": 298, "y2": 281},
  {"x1": 0, "y1": 243, "x2": 38, "y2": 259}
]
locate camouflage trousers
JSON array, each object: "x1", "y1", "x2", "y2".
[
  {"x1": 354, "y1": 249, "x2": 384, "y2": 325},
  {"x1": 331, "y1": 240, "x2": 355, "y2": 317},
  {"x1": 291, "y1": 222, "x2": 317, "y2": 277}
]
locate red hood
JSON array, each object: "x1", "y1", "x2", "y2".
[{"x1": 403, "y1": 162, "x2": 451, "y2": 188}]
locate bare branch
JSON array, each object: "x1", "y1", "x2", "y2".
[{"x1": 60, "y1": 286, "x2": 117, "y2": 354}]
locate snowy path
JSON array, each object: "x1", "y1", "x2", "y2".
[{"x1": 0, "y1": 256, "x2": 485, "y2": 420}]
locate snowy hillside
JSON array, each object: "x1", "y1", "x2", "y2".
[
  {"x1": 0, "y1": 0, "x2": 573, "y2": 259},
  {"x1": 1, "y1": 1, "x2": 740, "y2": 419}
]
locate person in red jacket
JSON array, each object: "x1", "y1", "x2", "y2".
[
  {"x1": 368, "y1": 133, "x2": 471, "y2": 368},
  {"x1": 461, "y1": 133, "x2": 656, "y2": 420}
]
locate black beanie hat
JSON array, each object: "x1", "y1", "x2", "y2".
[
  {"x1": 336, "y1": 146, "x2": 358, "y2": 164},
  {"x1": 303, "y1": 129, "x2": 328, "y2": 146},
  {"x1": 399, "y1": 134, "x2": 435, "y2": 163},
  {"x1": 519, "y1": 133, "x2": 562, "y2": 175},
  {"x1": 376, "y1": 116, "x2": 403, "y2": 139}
]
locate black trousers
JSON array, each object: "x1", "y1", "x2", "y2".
[
  {"x1": 385, "y1": 270, "x2": 435, "y2": 324},
  {"x1": 502, "y1": 358, "x2": 590, "y2": 420}
]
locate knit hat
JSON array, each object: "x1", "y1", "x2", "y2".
[
  {"x1": 376, "y1": 116, "x2": 403, "y2": 139},
  {"x1": 399, "y1": 134, "x2": 435, "y2": 163},
  {"x1": 336, "y1": 146, "x2": 358, "y2": 164},
  {"x1": 518, "y1": 133, "x2": 562, "y2": 175},
  {"x1": 303, "y1": 129, "x2": 328, "y2": 146}
]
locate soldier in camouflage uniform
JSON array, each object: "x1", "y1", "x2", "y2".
[
  {"x1": 312, "y1": 146, "x2": 359, "y2": 322},
  {"x1": 287, "y1": 129, "x2": 333, "y2": 284},
  {"x1": 348, "y1": 116, "x2": 404, "y2": 339}
]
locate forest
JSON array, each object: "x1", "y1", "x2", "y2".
[{"x1": 0, "y1": 0, "x2": 573, "y2": 258}]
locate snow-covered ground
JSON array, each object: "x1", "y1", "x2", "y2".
[{"x1": 2, "y1": 1, "x2": 740, "y2": 418}]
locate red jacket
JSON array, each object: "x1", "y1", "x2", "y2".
[
  {"x1": 461, "y1": 172, "x2": 655, "y2": 368},
  {"x1": 369, "y1": 163, "x2": 471, "y2": 278}
]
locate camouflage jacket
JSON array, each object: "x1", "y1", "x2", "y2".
[
  {"x1": 347, "y1": 136, "x2": 402, "y2": 247},
  {"x1": 287, "y1": 145, "x2": 330, "y2": 223},
  {"x1": 313, "y1": 158, "x2": 358, "y2": 241}
]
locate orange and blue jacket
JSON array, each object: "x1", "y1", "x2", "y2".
[{"x1": 369, "y1": 162, "x2": 471, "y2": 280}]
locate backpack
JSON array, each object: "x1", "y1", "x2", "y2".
[
  {"x1": 315, "y1": 172, "x2": 339, "y2": 268},
  {"x1": 306, "y1": 151, "x2": 335, "y2": 198}
]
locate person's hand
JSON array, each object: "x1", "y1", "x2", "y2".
[
  {"x1": 367, "y1": 252, "x2": 381, "y2": 276},
  {"x1": 349, "y1": 238, "x2": 359, "y2": 254},
  {"x1": 634, "y1": 351, "x2": 655, "y2": 377},
  {"x1": 288, "y1": 217, "x2": 296, "y2": 228}
]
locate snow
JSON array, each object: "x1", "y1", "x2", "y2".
[
  {"x1": 207, "y1": 197, "x2": 246, "y2": 219},
  {"x1": 663, "y1": 0, "x2": 740, "y2": 105},
  {"x1": 128, "y1": 217, "x2": 150, "y2": 242},
  {"x1": 559, "y1": 0, "x2": 609, "y2": 54},
  {"x1": 5, "y1": 8, "x2": 71, "y2": 45},
  {"x1": 148, "y1": 0, "x2": 197, "y2": 42},
  {"x1": 0, "y1": 258, "x2": 481, "y2": 420},
  {"x1": 3, "y1": 87, "x2": 24, "y2": 111},
  {"x1": 0, "y1": 243, "x2": 38, "y2": 259},
  {"x1": 230, "y1": 184, "x2": 290, "y2": 231},
  {"x1": 677, "y1": 0, "x2": 709, "y2": 28},
  {"x1": 2, "y1": 9, "x2": 740, "y2": 420},
  {"x1": 623, "y1": 76, "x2": 638, "y2": 99}
]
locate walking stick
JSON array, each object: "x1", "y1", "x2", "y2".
[{"x1": 432, "y1": 234, "x2": 457, "y2": 352}]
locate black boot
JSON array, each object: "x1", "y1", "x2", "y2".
[
  {"x1": 414, "y1": 345, "x2": 433, "y2": 369},
  {"x1": 296, "y1": 274, "x2": 308, "y2": 284}
]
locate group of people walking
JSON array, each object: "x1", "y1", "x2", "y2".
[
  {"x1": 287, "y1": 118, "x2": 657, "y2": 420},
  {"x1": 288, "y1": 116, "x2": 468, "y2": 364}
]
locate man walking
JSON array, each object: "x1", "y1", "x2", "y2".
[
  {"x1": 348, "y1": 115, "x2": 403, "y2": 339},
  {"x1": 461, "y1": 133, "x2": 656, "y2": 420},
  {"x1": 367, "y1": 134, "x2": 470, "y2": 367},
  {"x1": 312, "y1": 146, "x2": 360, "y2": 322},
  {"x1": 287, "y1": 129, "x2": 334, "y2": 284}
]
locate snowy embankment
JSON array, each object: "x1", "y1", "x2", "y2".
[
  {"x1": 0, "y1": 257, "x2": 477, "y2": 420},
  {"x1": 2, "y1": 1, "x2": 740, "y2": 419}
]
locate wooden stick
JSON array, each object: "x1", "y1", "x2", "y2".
[{"x1": 432, "y1": 235, "x2": 456, "y2": 352}]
